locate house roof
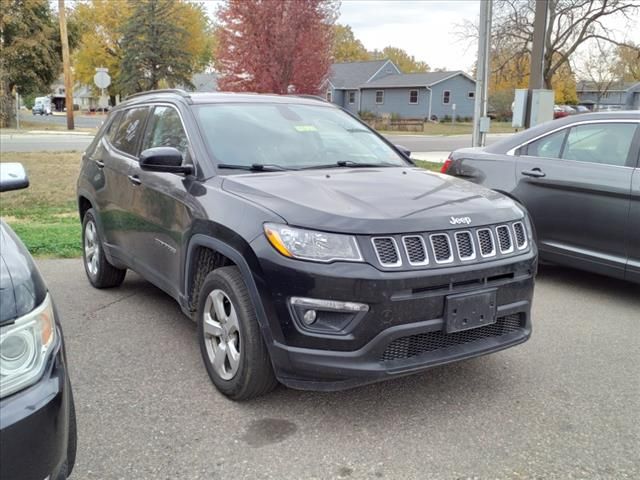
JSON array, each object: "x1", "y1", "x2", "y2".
[
  {"x1": 329, "y1": 60, "x2": 398, "y2": 89},
  {"x1": 576, "y1": 80, "x2": 639, "y2": 92},
  {"x1": 359, "y1": 71, "x2": 473, "y2": 89}
]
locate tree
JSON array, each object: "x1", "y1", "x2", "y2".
[
  {"x1": 73, "y1": 0, "x2": 212, "y2": 99},
  {"x1": 370, "y1": 46, "x2": 430, "y2": 73},
  {"x1": 0, "y1": 0, "x2": 60, "y2": 127},
  {"x1": 332, "y1": 24, "x2": 370, "y2": 62},
  {"x1": 613, "y1": 42, "x2": 640, "y2": 81},
  {"x1": 119, "y1": 0, "x2": 210, "y2": 94},
  {"x1": 576, "y1": 41, "x2": 618, "y2": 108},
  {"x1": 216, "y1": 0, "x2": 337, "y2": 94},
  {"x1": 490, "y1": 0, "x2": 640, "y2": 89}
]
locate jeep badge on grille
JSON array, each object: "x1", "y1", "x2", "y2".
[{"x1": 449, "y1": 216, "x2": 472, "y2": 225}]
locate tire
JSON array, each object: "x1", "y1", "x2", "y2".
[
  {"x1": 82, "y1": 208, "x2": 126, "y2": 288},
  {"x1": 197, "y1": 266, "x2": 277, "y2": 400}
]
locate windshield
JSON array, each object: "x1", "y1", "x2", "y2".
[{"x1": 194, "y1": 103, "x2": 409, "y2": 170}]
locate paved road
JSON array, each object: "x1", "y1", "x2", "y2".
[
  {"x1": 384, "y1": 133, "x2": 507, "y2": 153},
  {"x1": 1, "y1": 133, "x2": 94, "y2": 153},
  {"x1": 0, "y1": 131, "x2": 506, "y2": 155},
  {"x1": 38, "y1": 259, "x2": 639, "y2": 479},
  {"x1": 19, "y1": 110, "x2": 105, "y2": 128}
]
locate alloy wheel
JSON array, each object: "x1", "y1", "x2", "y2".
[
  {"x1": 203, "y1": 289, "x2": 241, "y2": 380},
  {"x1": 84, "y1": 220, "x2": 100, "y2": 276}
]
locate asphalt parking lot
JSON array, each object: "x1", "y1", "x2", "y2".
[{"x1": 39, "y1": 259, "x2": 639, "y2": 479}]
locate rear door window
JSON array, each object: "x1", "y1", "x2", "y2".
[
  {"x1": 524, "y1": 129, "x2": 567, "y2": 158},
  {"x1": 561, "y1": 123, "x2": 637, "y2": 167},
  {"x1": 111, "y1": 107, "x2": 149, "y2": 156}
]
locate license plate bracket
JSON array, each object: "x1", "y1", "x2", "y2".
[{"x1": 444, "y1": 290, "x2": 497, "y2": 333}]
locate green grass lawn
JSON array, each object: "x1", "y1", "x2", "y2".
[
  {"x1": 1, "y1": 152, "x2": 82, "y2": 257},
  {"x1": 1, "y1": 152, "x2": 443, "y2": 258}
]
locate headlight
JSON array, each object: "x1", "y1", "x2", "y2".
[
  {"x1": 264, "y1": 223, "x2": 363, "y2": 263},
  {"x1": 0, "y1": 293, "x2": 56, "y2": 398}
]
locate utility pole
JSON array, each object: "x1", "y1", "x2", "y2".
[
  {"x1": 525, "y1": 0, "x2": 549, "y2": 128},
  {"x1": 472, "y1": 0, "x2": 492, "y2": 147},
  {"x1": 58, "y1": 0, "x2": 74, "y2": 130}
]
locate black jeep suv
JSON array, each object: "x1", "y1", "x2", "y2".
[{"x1": 77, "y1": 90, "x2": 536, "y2": 400}]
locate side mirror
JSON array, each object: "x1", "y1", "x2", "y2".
[
  {"x1": 395, "y1": 144, "x2": 411, "y2": 157},
  {"x1": 139, "y1": 147, "x2": 193, "y2": 175},
  {"x1": 0, "y1": 163, "x2": 29, "y2": 192}
]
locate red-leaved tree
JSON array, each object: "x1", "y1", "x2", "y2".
[{"x1": 216, "y1": 0, "x2": 337, "y2": 94}]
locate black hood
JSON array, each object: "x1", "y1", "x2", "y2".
[
  {"x1": 221, "y1": 167, "x2": 524, "y2": 234},
  {"x1": 0, "y1": 221, "x2": 47, "y2": 325}
]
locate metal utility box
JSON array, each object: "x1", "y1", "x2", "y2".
[
  {"x1": 530, "y1": 89, "x2": 554, "y2": 126},
  {"x1": 512, "y1": 89, "x2": 528, "y2": 128}
]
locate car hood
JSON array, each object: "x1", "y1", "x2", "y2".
[
  {"x1": 221, "y1": 167, "x2": 523, "y2": 234},
  {"x1": 0, "y1": 221, "x2": 47, "y2": 325}
]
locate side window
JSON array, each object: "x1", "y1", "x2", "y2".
[
  {"x1": 524, "y1": 129, "x2": 567, "y2": 158},
  {"x1": 141, "y1": 106, "x2": 188, "y2": 155},
  {"x1": 105, "y1": 111, "x2": 123, "y2": 144},
  {"x1": 442, "y1": 90, "x2": 451, "y2": 104},
  {"x1": 562, "y1": 123, "x2": 636, "y2": 167},
  {"x1": 111, "y1": 107, "x2": 149, "y2": 156}
]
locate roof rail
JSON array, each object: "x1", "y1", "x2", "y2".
[
  {"x1": 125, "y1": 89, "x2": 191, "y2": 101},
  {"x1": 286, "y1": 94, "x2": 328, "y2": 103}
]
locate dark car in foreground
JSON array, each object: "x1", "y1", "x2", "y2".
[
  {"x1": 77, "y1": 90, "x2": 537, "y2": 400},
  {"x1": 443, "y1": 111, "x2": 640, "y2": 283},
  {"x1": 0, "y1": 164, "x2": 77, "y2": 479}
]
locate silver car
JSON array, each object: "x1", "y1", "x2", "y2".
[{"x1": 442, "y1": 111, "x2": 640, "y2": 283}]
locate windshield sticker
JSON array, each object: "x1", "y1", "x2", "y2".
[{"x1": 294, "y1": 125, "x2": 318, "y2": 132}]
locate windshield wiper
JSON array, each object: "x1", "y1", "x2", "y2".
[
  {"x1": 217, "y1": 163, "x2": 290, "y2": 172},
  {"x1": 299, "y1": 160, "x2": 400, "y2": 170}
]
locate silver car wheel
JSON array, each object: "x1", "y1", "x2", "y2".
[
  {"x1": 84, "y1": 220, "x2": 100, "y2": 276},
  {"x1": 203, "y1": 289, "x2": 241, "y2": 380}
]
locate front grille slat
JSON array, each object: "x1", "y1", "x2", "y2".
[
  {"x1": 496, "y1": 225, "x2": 514, "y2": 253},
  {"x1": 403, "y1": 235, "x2": 428, "y2": 266},
  {"x1": 455, "y1": 231, "x2": 475, "y2": 261},
  {"x1": 381, "y1": 314, "x2": 523, "y2": 362},
  {"x1": 513, "y1": 222, "x2": 527, "y2": 249},
  {"x1": 430, "y1": 234, "x2": 453, "y2": 263},
  {"x1": 476, "y1": 228, "x2": 496, "y2": 257},
  {"x1": 372, "y1": 237, "x2": 402, "y2": 267}
]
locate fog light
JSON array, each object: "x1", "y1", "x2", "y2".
[{"x1": 302, "y1": 310, "x2": 317, "y2": 325}]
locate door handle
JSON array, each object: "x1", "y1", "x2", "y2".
[
  {"x1": 94, "y1": 159, "x2": 105, "y2": 169},
  {"x1": 127, "y1": 174, "x2": 142, "y2": 186},
  {"x1": 521, "y1": 168, "x2": 546, "y2": 178}
]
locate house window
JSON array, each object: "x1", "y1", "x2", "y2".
[
  {"x1": 348, "y1": 91, "x2": 356, "y2": 104},
  {"x1": 443, "y1": 90, "x2": 451, "y2": 104},
  {"x1": 326, "y1": 90, "x2": 332, "y2": 102},
  {"x1": 375, "y1": 90, "x2": 384, "y2": 104},
  {"x1": 468, "y1": 91, "x2": 475, "y2": 99},
  {"x1": 409, "y1": 90, "x2": 418, "y2": 104}
]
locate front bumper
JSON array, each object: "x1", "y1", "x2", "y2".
[
  {"x1": 251, "y1": 236, "x2": 536, "y2": 391},
  {"x1": 0, "y1": 332, "x2": 72, "y2": 480}
]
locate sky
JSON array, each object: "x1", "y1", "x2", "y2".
[{"x1": 201, "y1": 0, "x2": 640, "y2": 73}]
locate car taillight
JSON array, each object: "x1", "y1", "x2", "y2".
[{"x1": 440, "y1": 156, "x2": 453, "y2": 174}]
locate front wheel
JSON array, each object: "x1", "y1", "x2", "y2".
[
  {"x1": 82, "y1": 208, "x2": 126, "y2": 288},
  {"x1": 197, "y1": 266, "x2": 277, "y2": 400}
]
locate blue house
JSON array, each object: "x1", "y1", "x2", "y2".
[
  {"x1": 325, "y1": 59, "x2": 476, "y2": 120},
  {"x1": 577, "y1": 80, "x2": 640, "y2": 110}
]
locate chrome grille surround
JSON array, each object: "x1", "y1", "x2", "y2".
[
  {"x1": 476, "y1": 228, "x2": 496, "y2": 258},
  {"x1": 429, "y1": 233, "x2": 454, "y2": 264},
  {"x1": 454, "y1": 231, "x2": 476, "y2": 261},
  {"x1": 402, "y1": 235, "x2": 429, "y2": 266},
  {"x1": 496, "y1": 225, "x2": 514, "y2": 254},
  {"x1": 512, "y1": 221, "x2": 528, "y2": 250},
  {"x1": 371, "y1": 237, "x2": 402, "y2": 267}
]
